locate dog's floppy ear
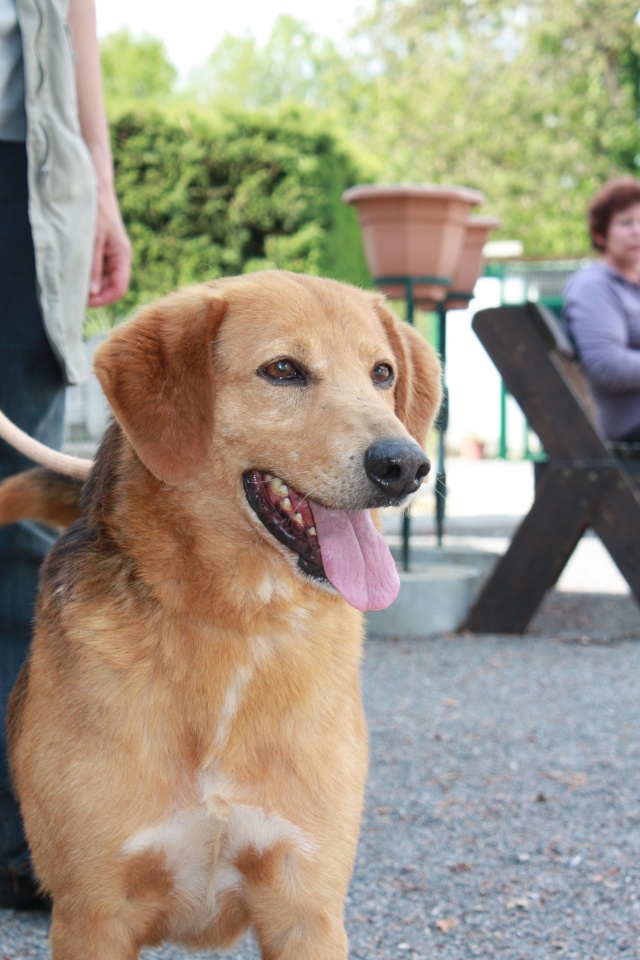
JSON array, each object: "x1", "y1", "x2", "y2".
[
  {"x1": 375, "y1": 300, "x2": 443, "y2": 447},
  {"x1": 94, "y1": 286, "x2": 227, "y2": 485}
]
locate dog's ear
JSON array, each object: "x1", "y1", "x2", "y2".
[
  {"x1": 375, "y1": 300, "x2": 443, "y2": 447},
  {"x1": 94, "y1": 286, "x2": 227, "y2": 485}
]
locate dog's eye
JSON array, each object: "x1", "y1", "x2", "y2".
[
  {"x1": 260, "y1": 358, "x2": 306, "y2": 383},
  {"x1": 371, "y1": 363, "x2": 394, "y2": 386}
]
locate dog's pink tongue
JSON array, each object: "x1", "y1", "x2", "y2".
[{"x1": 310, "y1": 504, "x2": 400, "y2": 612}]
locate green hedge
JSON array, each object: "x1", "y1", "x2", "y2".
[{"x1": 100, "y1": 103, "x2": 372, "y2": 326}]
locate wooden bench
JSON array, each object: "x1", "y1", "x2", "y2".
[{"x1": 462, "y1": 301, "x2": 640, "y2": 634}]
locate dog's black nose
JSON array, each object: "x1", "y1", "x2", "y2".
[{"x1": 364, "y1": 439, "x2": 430, "y2": 499}]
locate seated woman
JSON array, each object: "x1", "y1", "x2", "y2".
[{"x1": 563, "y1": 176, "x2": 640, "y2": 442}]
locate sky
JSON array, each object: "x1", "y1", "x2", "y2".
[{"x1": 95, "y1": 1, "x2": 367, "y2": 81}]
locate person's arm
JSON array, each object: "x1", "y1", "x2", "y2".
[
  {"x1": 564, "y1": 272, "x2": 640, "y2": 392},
  {"x1": 67, "y1": 0, "x2": 131, "y2": 307}
]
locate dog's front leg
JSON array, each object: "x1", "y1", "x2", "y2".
[
  {"x1": 50, "y1": 907, "x2": 141, "y2": 960},
  {"x1": 253, "y1": 901, "x2": 349, "y2": 960},
  {"x1": 236, "y1": 843, "x2": 350, "y2": 960},
  {"x1": 257, "y1": 918, "x2": 349, "y2": 960}
]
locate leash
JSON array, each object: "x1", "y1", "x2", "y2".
[{"x1": 0, "y1": 409, "x2": 92, "y2": 479}]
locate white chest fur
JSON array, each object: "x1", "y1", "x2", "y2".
[{"x1": 123, "y1": 771, "x2": 314, "y2": 935}]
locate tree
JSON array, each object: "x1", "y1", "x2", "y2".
[
  {"x1": 346, "y1": 0, "x2": 640, "y2": 254},
  {"x1": 99, "y1": 2, "x2": 640, "y2": 260},
  {"x1": 98, "y1": 103, "x2": 370, "y2": 325},
  {"x1": 100, "y1": 29, "x2": 178, "y2": 109},
  {"x1": 187, "y1": 15, "x2": 349, "y2": 110}
]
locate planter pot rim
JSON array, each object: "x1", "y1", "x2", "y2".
[
  {"x1": 343, "y1": 183, "x2": 485, "y2": 206},
  {"x1": 465, "y1": 215, "x2": 501, "y2": 230}
]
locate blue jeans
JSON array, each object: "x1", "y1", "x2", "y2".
[{"x1": 0, "y1": 141, "x2": 65, "y2": 907}]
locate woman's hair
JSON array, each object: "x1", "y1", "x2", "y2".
[{"x1": 588, "y1": 176, "x2": 640, "y2": 251}]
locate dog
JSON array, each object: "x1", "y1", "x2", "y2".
[{"x1": 4, "y1": 271, "x2": 441, "y2": 959}]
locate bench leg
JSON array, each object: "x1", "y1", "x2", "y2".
[
  {"x1": 592, "y1": 476, "x2": 640, "y2": 604},
  {"x1": 462, "y1": 464, "x2": 616, "y2": 634}
]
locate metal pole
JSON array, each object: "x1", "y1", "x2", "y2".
[
  {"x1": 401, "y1": 277, "x2": 415, "y2": 571},
  {"x1": 373, "y1": 276, "x2": 451, "y2": 568},
  {"x1": 435, "y1": 300, "x2": 447, "y2": 546},
  {"x1": 499, "y1": 381, "x2": 508, "y2": 459}
]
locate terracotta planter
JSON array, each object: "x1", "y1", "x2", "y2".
[
  {"x1": 342, "y1": 184, "x2": 484, "y2": 304},
  {"x1": 445, "y1": 216, "x2": 501, "y2": 310}
]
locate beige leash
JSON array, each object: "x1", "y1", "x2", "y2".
[{"x1": 0, "y1": 409, "x2": 92, "y2": 479}]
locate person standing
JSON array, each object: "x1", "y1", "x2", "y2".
[{"x1": 0, "y1": 0, "x2": 131, "y2": 907}]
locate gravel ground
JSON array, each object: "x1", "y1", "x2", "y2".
[{"x1": 2, "y1": 589, "x2": 640, "y2": 959}]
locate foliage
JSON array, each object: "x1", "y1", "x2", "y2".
[
  {"x1": 100, "y1": 29, "x2": 177, "y2": 109},
  {"x1": 99, "y1": 2, "x2": 640, "y2": 280},
  {"x1": 180, "y1": 2, "x2": 640, "y2": 256},
  {"x1": 103, "y1": 103, "x2": 371, "y2": 324},
  {"x1": 186, "y1": 15, "x2": 349, "y2": 110},
  {"x1": 344, "y1": 0, "x2": 640, "y2": 254}
]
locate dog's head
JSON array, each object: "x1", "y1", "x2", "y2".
[{"x1": 94, "y1": 272, "x2": 442, "y2": 611}]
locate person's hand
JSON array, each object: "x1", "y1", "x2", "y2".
[
  {"x1": 88, "y1": 183, "x2": 132, "y2": 308},
  {"x1": 67, "y1": 0, "x2": 131, "y2": 308}
]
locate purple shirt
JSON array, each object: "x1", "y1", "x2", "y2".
[{"x1": 563, "y1": 261, "x2": 640, "y2": 440}]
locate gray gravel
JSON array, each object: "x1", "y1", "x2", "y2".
[{"x1": 2, "y1": 589, "x2": 640, "y2": 959}]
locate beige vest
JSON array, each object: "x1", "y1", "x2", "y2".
[{"x1": 16, "y1": 0, "x2": 97, "y2": 384}]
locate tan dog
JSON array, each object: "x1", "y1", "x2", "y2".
[{"x1": 5, "y1": 271, "x2": 441, "y2": 959}]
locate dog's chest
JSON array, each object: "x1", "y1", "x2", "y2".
[
  {"x1": 123, "y1": 771, "x2": 314, "y2": 932},
  {"x1": 121, "y1": 623, "x2": 331, "y2": 932}
]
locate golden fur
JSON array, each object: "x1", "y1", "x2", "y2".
[
  {"x1": 0, "y1": 468, "x2": 83, "y2": 528},
  {"x1": 4, "y1": 271, "x2": 441, "y2": 959}
]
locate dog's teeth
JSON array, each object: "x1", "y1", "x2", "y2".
[
  {"x1": 270, "y1": 478, "x2": 288, "y2": 497},
  {"x1": 264, "y1": 473, "x2": 274, "y2": 483},
  {"x1": 292, "y1": 512, "x2": 304, "y2": 527},
  {"x1": 308, "y1": 527, "x2": 317, "y2": 537},
  {"x1": 280, "y1": 497, "x2": 293, "y2": 513}
]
